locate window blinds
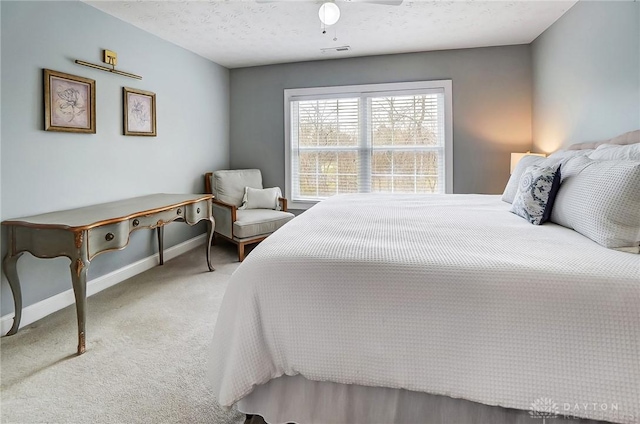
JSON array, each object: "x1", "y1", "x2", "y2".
[
  {"x1": 369, "y1": 92, "x2": 446, "y2": 194},
  {"x1": 290, "y1": 88, "x2": 447, "y2": 202}
]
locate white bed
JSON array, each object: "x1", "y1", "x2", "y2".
[{"x1": 207, "y1": 194, "x2": 639, "y2": 424}]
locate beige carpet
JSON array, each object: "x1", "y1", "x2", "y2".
[{"x1": 1, "y1": 243, "x2": 246, "y2": 424}]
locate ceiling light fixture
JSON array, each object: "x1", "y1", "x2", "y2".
[{"x1": 319, "y1": 2, "x2": 340, "y2": 26}]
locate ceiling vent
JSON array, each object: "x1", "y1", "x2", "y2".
[{"x1": 321, "y1": 46, "x2": 351, "y2": 53}]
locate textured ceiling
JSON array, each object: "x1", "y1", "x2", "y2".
[{"x1": 85, "y1": 0, "x2": 577, "y2": 69}]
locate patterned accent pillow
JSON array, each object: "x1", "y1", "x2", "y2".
[{"x1": 510, "y1": 165, "x2": 561, "y2": 225}]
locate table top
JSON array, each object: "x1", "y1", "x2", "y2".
[{"x1": 2, "y1": 194, "x2": 213, "y2": 230}]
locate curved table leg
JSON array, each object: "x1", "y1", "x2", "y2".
[
  {"x1": 206, "y1": 217, "x2": 215, "y2": 272},
  {"x1": 3, "y1": 252, "x2": 24, "y2": 336},
  {"x1": 70, "y1": 258, "x2": 89, "y2": 355},
  {"x1": 157, "y1": 226, "x2": 164, "y2": 266}
]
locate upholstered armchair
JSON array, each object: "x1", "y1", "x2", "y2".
[{"x1": 204, "y1": 169, "x2": 294, "y2": 261}]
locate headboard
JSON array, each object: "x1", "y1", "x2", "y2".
[{"x1": 567, "y1": 129, "x2": 640, "y2": 150}]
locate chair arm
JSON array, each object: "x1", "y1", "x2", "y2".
[
  {"x1": 212, "y1": 199, "x2": 237, "y2": 222},
  {"x1": 212, "y1": 199, "x2": 237, "y2": 239},
  {"x1": 204, "y1": 172, "x2": 213, "y2": 194},
  {"x1": 278, "y1": 197, "x2": 288, "y2": 212}
]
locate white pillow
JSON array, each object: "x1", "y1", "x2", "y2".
[
  {"x1": 502, "y1": 155, "x2": 546, "y2": 204},
  {"x1": 239, "y1": 187, "x2": 281, "y2": 210},
  {"x1": 546, "y1": 149, "x2": 594, "y2": 160},
  {"x1": 550, "y1": 156, "x2": 640, "y2": 253},
  {"x1": 588, "y1": 143, "x2": 640, "y2": 161}
]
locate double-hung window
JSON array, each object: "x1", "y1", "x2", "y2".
[{"x1": 285, "y1": 80, "x2": 452, "y2": 209}]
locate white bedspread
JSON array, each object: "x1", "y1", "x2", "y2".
[{"x1": 207, "y1": 194, "x2": 639, "y2": 423}]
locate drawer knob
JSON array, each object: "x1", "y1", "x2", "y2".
[
  {"x1": 197, "y1": 208, "x2": 200, "y2": 213},
  {"x1": 177, "y1": 209, "x2": 182, "y2": 215},
  {"x1": 105, "y1": 232, "x2": 115, "y2": 241},
  {"x1": 133, "y1": 219, "x2": 140, "y2": 227}
]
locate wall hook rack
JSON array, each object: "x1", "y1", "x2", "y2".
[{"x1": 75, "y1": 49, "x2": 142, "y2": 80}]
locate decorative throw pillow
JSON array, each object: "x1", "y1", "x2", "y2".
[
  {"x1": 510, "y1": 165, "x2": 561, "y2": 225},
  {"x1": 239, "y1": 187, "x2": 281, "y2": 210},
  {"x1": 551, "y1": 157, "x2": 640, "y2": 253},
  {"x1": 502, "y1": 155, "x2": 547, "y2": 204}
]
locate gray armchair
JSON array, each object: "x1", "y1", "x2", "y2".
[{"x1": 204, "y1": 169, "x2": 294, "y2": 261}]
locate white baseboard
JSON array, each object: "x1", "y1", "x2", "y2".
[{"x1": 1, "y1": 234, "x2": 207, "y2": 335}]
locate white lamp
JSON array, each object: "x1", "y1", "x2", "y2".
[
  {"x1": 319, "y1": 2, "x2": 340, "y2": 26},
  {"x1": 510, "y1": 151, "x2": 546, "y2": 174}
]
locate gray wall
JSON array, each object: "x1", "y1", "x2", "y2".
[
  {"x1": 0, "y1": 1, "x2": 229, "y2": 316},
  {"x1": 532, "y1": 1, "x2": 640, "y2": 152},
  {"x1": 229, "y1": 46, "x2": 533, "y2": 196}
]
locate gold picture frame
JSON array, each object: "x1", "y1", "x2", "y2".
[
  {"x1": 44, "y1": 69, "x2": 96, "y2": 133},
  {"x1": 123, "y1": 87, "x2": 156, "y2": 136}
]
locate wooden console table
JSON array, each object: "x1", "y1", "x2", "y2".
[{"x1": 2, "y1": 194, "x2": 215, "y2": 355}]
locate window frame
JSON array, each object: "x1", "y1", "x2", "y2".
[{"x1": 284, "y1": 80, "x2": 453, "y2": 210}]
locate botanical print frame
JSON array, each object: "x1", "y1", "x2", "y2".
[
  {"x1": 44, "y1": 69, "x2": 96, "y2": 133},
  {"x1": 123, "y1": 87, "x2": 156, "y2": 136}
]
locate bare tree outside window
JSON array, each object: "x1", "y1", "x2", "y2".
[
  {"x1": 291, "y1": 88, "x2": 446, "y2": 201},
  {"x1": 371, "y1": 95, "x2": 441, "y2": 194},
  {"x1": 296, "y1": 98, "x2": 360, "y2": 198}
]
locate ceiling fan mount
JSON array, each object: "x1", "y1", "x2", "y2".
[{"x1": 257, "y1": 0, "x2": 404, "y2": 28}]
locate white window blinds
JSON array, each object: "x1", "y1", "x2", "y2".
[
  {"x1": 286, "y1": 81, "x2": 452, "y2": 206},
  {"x1": 370, "y1": 93, "x2": 446, "y2": 194},
  {"x1": 291, "y1": 98, "x2": 361, "y2": 200}
]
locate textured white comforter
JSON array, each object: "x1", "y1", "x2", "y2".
[{"x1": 207, "y1": 194, "x2": 639, "y2": 423}]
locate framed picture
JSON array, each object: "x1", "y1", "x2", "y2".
[
  {"x1": 123, "y1": 87, "x2": 156, "y2": 136},
  {"x1": 44, "y1": 69, "x2": 96, "y2": 133}
]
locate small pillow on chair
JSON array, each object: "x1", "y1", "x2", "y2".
[
  {"x1": 239, "y1": 187, "x2": 282, "y2": 210},
  {"x1": 510, "y1": 164, "x2": 561, "y2": 225}
]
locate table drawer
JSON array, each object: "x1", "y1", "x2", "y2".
[
  {"x1": 88, "y1": 222, "x2": 130, "y2": 259},
  {"x1": 130, "y1": 208, "x2": 182, "y2": 230},
  {"x1": 183, "y1": 199, "x2": 210, "y2": 224}
]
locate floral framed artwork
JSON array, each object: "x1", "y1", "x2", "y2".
[
  {"x1": 44, "y1": 69, "x2": 96, "y2": 133},
  {"x1": 123, "y1": 87, "x2": 156, "y2": 136}
]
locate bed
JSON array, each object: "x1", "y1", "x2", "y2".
[{"x1": 207, "y1": 189, "x2": 639, "y2": 424}]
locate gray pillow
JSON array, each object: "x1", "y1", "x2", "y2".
[
  {"x1": 502, "y1": 155, "x2": 546, "y2": 204},
  {"x1": 510, "y1": 164, "x2": 561, "y2": 225},
  {"x1": 551, "y1": 157, "x2": 640, "y2": 253}
]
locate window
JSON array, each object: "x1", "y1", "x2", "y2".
[{"x1": 285, "y1": 81, "x2": 452, "y2": 208}]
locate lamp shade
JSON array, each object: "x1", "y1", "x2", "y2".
[
  {"x1": 319, "y1": 2, "x2": 340, "y2": 26},
  {"x1": 510, "y1": 152, "x2": 546, "y2": 174}
]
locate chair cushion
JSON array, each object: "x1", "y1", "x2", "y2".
[
  {"x1": 233, "y1": 209, "x2": 295, "y2": 239},
  {"x1": 213, "y1": 169, "x2": 263, "y2": 207}
]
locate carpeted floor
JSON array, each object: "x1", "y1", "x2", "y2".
[{"x1": 1, "y1": 243, "x2": 246, "y2": 424}]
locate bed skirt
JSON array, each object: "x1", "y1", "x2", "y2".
[{"x1": 238, "y1": 375, "x2": 613, "y2": 424}]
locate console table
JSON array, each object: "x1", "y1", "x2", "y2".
[{"x1": 2, "y1": 193, "x2": 215, "y2": 355}]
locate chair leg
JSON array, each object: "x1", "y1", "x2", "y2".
[{"x1": 238, "y1": 243, "x2": 245, "y2": 262}]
